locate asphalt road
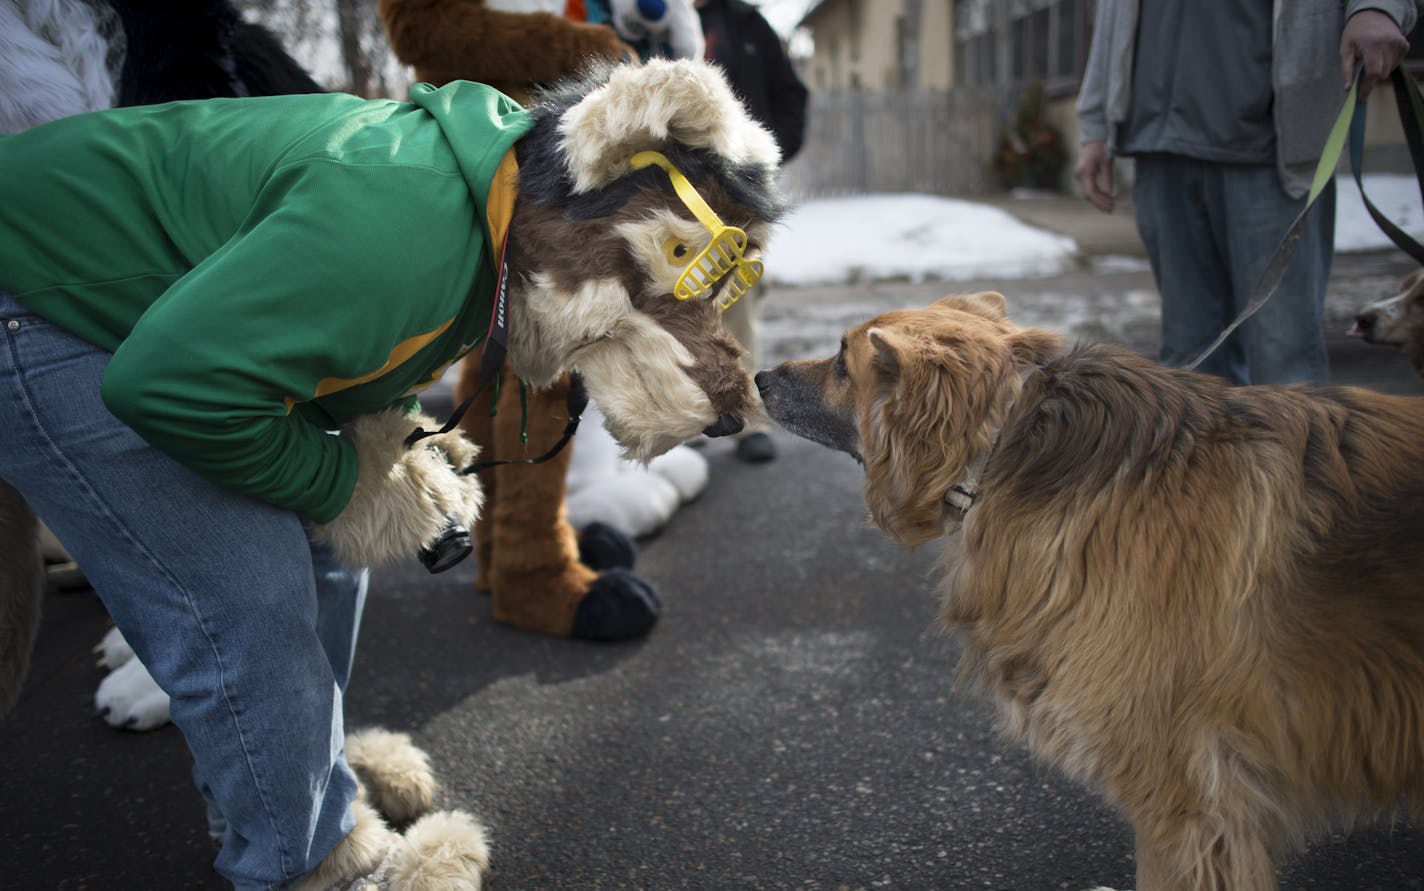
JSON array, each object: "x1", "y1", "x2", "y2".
[{"x1": 4, "y1": 252, "x2": 1424, "y2": 891}]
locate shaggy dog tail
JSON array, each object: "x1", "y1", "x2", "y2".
[{"x1": 0, "y1": 480, "x2": 43, "y2": 716}]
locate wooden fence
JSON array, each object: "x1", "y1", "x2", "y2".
[{"x1": 778, "y1": 87, "x2": 1004, "y2": 200}]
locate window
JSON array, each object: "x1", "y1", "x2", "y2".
[{"x1": 953, "y1": 0, "x2": 1091, "y2": 92}]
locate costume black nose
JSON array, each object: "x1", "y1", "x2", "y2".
[{"x1": 703, "y1": 414, "x2": 744, "y2": 438}]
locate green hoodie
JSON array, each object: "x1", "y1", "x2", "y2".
[{"x1": 0, "y1": 82, "x2": 532, "y2": 523}]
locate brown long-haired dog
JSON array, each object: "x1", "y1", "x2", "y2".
[{"x1": 757, "y1": 292, "x2": 1424, "y2": 890}]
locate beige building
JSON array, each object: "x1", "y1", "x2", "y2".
[{"x1": 786, "y1": 0, "x2": 1418, "y2": 196}]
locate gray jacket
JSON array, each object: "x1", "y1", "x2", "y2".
[{"x1": 1076, "y1": 0, "x2": 1421, "y2": 197}]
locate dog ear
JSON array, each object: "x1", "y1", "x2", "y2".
[
  {"x1": 1009, "y1": 327, "x2": 1068, "y2": 370},
  {"x1": 556, "y1": 58, "x2": 781, "y2": 194},
  {"x1": 935, "y1": 291, "x2": 1007, "y2": 320},
  {"x1": 1405, "y1": 267, "x2": 1424, "y2": 296},
  {"x1": 867, "y1": 327, "x2": 905, "y2": 379}
]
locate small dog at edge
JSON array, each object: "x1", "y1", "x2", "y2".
[
  {"x1": 1352, "y1": 266, "x2": 1424, "y2": 379},
  {"x1": 757, "y1": 292, "x2": 1424, "y2": 891}
]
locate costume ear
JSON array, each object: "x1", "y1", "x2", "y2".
[{"x1": 556, "y1": 58, "x2": 781, "y2": 193}]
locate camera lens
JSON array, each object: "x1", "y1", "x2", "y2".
[{"x1": 418, "y1": 516, "x2": 473, "y2": 573}]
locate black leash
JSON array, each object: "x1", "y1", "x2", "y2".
[
  {"x1": 1348, "y1": 68, "x2": 1424, "y2": 264},
  {"x1": 1187, "y1": 68, "x2": 1424, "y2": 370},
  {"x1": 404, "y1": 234, "x2": 587, "y2": 474}
]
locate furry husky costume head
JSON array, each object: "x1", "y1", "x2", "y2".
[{"x1": 504, "y1": 58, "x2": 786, "y2": 459}]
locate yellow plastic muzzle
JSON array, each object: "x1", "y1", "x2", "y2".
[{"x1": 629, "y1": 151, "x2": 763, "y2": 311}]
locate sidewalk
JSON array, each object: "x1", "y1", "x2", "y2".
[{"x1": 977, "y1": 191, "x2": 1146, "y2": 258}]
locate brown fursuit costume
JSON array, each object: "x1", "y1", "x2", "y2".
[
  {"x1": 380, "y1": 0, "x2": 671, "y2": 641},
  {"x1": 759, "y1": 293, "x2": 1424, "y2": 890}
]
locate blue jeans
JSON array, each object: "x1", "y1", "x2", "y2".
[
  {"x1": 0, "y1": 292, "x2": 367, "y2": 890},
  {"x1": 1132, "y1": 154, "x2": 1334, "y2": 385}
]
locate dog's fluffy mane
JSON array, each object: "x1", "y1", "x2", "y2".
[{"x1": 515, "y1": 59, "x2": 787, "y2": 226}]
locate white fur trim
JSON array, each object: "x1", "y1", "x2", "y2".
[
  {"x1": 386, "y1": 810, "x2": 491, "y2": 891},
  {"x1": 486, "y1": 0, "x2": 564, "y2": 13},
  {"x1": 0, "y1": 0, "x2": 117, "y2": 132},
  {"x1": 573, "y1": 311, "x2": 715, "y2": 461},
  {"x1": 610, "y1": 0, "x2": 705, "y2": 60},
  {"x1": 346, "y1": 728, "x2": 439, "y2": 824},
  {"x1": 565, "y1": 399, "x2": 708, "y2": 538},
  {"x1": 556, "y1": 58, "x2": 781, "y2": 194},
  {"x1": 507, "y1": 274, "x2": 634, "y2": 388},
  {"x1": 614, "y1": 210, "x2": 713, "y2": 299},
  {"x1": 95, "y1": 655, "x2": 171, "y2": 731},
  {"x1": 94, "y1": 625, "x2": 135, "y2": 670},
  {"x1": 648, "y1": 440, "x2": 708, "y2": 501},
  {"x1": 293, "y1": 798, "x2": 399, "y2": 891},
  {"x1": 310, "y1": 410, "x2": 483, "y2": 568}
]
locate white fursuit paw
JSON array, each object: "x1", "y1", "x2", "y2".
[
  {"x1": 93, "y1": 624, "x2": 134, "y2": 670},
  {"x1": 347, "y1": 728, "x2": 439, "y2": 824},
  {"x1": 566, "y1": 399, "x2": 708, "y2": 539},
  {"x1": 94, "y1": 649, "x2": 170, "y2": 731}
]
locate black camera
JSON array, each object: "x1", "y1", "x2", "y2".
[{"x1": 418, "y1": 514, "x2": 473, "y2": 574}]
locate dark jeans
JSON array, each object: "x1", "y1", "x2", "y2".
[{"x1": 1132, "y1": 153, "x2": 1334, "y2": 385}]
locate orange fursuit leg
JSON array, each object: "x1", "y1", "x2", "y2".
[{"x1": 455, "y1": 364, "x2": 661, "y2": 640}]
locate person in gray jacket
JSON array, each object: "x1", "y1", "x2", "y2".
[{"x1": 1075, "y1": 1, "x2": 1417, "y2": 385}]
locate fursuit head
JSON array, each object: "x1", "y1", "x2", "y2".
[
  {"x1": 757, "y1": 292, "x2": 1424, "y2": 891},
  {"x1": 505, "y1": 57, "x2": 784, "y2": 460},
  {"x1": 1352, "y1": 266, "x2": 1424, "y2": 379}
]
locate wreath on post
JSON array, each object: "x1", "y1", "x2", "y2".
[{"x1": 990, "y1": 81, "x2": 1067, "y2": 191}]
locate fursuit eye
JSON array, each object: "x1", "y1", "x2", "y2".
[{"x1": 662, "y1": 236, "x2": 693, "y2": 267}]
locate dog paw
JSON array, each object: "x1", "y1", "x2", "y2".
[
  {"x1": 577, "y1": 521, "x2": 637, "y2": 572},
  {"x1": 346, "y1": 728, "x2": 439, "y2": 825},
  {"x1": 570, "y1": 568, "x2": 661, "y2": 641},
  {"x1": 95, "y1": 655, "x2": 170, "y2": 730},
  {"x1": 93, "y1": 625, "x2": 135, "y2": 670}
]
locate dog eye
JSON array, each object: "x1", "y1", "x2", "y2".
[{"x1": 662, "y1": 236, "x2": 693, "y2": 267}]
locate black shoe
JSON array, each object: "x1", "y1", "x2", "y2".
[
  {"x1": 734, "y1": 431, "x2": 776, "y2": 463},
  {"x1": 577, "y1": 521, "x2": 636, "y2": 571}
]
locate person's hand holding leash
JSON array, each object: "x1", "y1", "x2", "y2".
[{"x1": 1341, "y1": 9, "x2": 1411, "y2": 100}]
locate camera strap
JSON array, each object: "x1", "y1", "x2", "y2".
[{"x1": 403, "y1": 232, "x2": 587, "y2": 472}]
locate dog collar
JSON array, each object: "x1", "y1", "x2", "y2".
[
  {"x1": 943, "y1": 364, "x2": 1044, "y2": 522},
  {"x1": 944, "y1": 437, "x2": 995, "y2": 522}
]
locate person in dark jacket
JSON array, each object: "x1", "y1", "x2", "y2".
[{"x1": 697, "y1": 0, "x2": 808, "y2": 462}]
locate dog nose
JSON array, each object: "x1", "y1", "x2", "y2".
[
  {"x1": 703, "y1": 414, "x2": 744, "y2": 438},
  {"x1": 754, "y1": 370, "x2": 773, "y2": 393},
  {"x1": 1353, "y1": 313, "x2": 1376, "y2": 337}
]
